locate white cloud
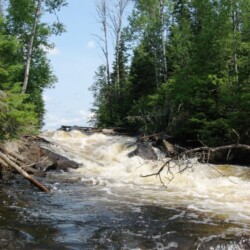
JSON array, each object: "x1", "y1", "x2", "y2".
[
  {"x1": 87, "y1": 40, "x2": 96, "y2": 49},
  {"x1": 78, "y1": 110, "x2": 94, "y2": 119},
  {"x1": 40, "y1": 45, "x2": 61, "y2": 55},
  {"x1": 43, "y1": 114, "x2": 79, "y2": 130},
  {"x1": 47, "y1": 47, "x2": 61, "y2": 55},
  {"x1": 42, "y1": 94, "x2": 52, "y2": 102},
  {"x1": 43, "y1": 110, "x2": 93, "y2": 131}
]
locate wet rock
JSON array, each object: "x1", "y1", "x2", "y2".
[
  {"x1": 19, "y1": 142, "x2": 42, "y2": 163},
  {"x1": 0, "y1": 168, "x2": 16, "y2": 182},
  {"x1": 19, "y1": 141, "x2": 80, "y2": 173},
  {"x1": 35, "y1": 158, "x2": 55, "y2": 172},
  {"x1": 39, "y1": 147, "x2": 79, "y2": 171},
  {"x1": 45, "y1": 159, "x2": 79, "y2": 172},
  {"x1": 128, "y1": 143, "x2": 157, "y2": 160}
]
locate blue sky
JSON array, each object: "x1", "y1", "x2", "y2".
[{"x1": 42, "y1": 0, "x2": 117, "y2": 130}]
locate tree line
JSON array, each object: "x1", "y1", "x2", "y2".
[
  {"x1": 90, "y1": 0, "x2": 250, "y2": 146},
  {"x1": 0, "y1": 0, "x2": 67, "y2": 141}
]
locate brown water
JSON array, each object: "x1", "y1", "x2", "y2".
[{"x1": 0, "y1": 131, "x2": 250, "y2": 249}]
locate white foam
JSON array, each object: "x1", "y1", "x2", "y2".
[{"x1": 42, "y1": 131, "x2": 250, "y2": 227}]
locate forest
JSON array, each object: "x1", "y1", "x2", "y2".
[
  {"x1": 0, "y1": 0, "x2": 67, "y2": 141},
  {"x1": 0, "y1": 0, "x2": 249, "y2": 148},
  {"x1": 90, "y1": 0, "x2": 250, "y2": 147}
]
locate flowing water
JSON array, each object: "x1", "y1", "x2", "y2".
[{"x1": 0, "y1": 130, "x2": 250, "y2": 249}]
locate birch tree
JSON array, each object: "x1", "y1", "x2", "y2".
[
  {"x1": 159, "y1": 0, "x2": 167, "y2": 82},
  {"x1": 6, "y1": 0, "x2": 67, "y2": 127},
  {"x1": 21, "y1": 0, "x2": 42, "y2": 94},
  {"x1": 6, "y1": 0, "x2": 67, "y2": 94},
  {"x1": 110, "y1": 0, "x2": 130, "y2": 94},
  {"x1": 95, "y1": 0, "x2": 110, "y2": 85}
]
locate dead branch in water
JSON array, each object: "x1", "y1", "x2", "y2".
[{"x1": 142, "y1": 143, "x2": 250, "y2": 187}]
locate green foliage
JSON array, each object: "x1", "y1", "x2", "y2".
[
  {"x1": 91, "y1": 0, "x2": 250, "y2": 145},
  {"x1": 0, "y1": 1, "x2": 67, "y2": 140},
  {"x1": 4, "y1": 0, "x2": 67, "y2": 129},
  {"x1": 128, "y1": 42, "x2": 157, "y2": 101},
  {"x1": 0, "y1": 90, "x2": 38, "y2": 140},
  {"x1": 128, "y1": 83, "x2": 169, "y2": 133},
  {"x1": 89, "y1": 65, "x2": 111, "y2": 127}
]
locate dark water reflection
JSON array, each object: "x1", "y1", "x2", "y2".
[{"x1": 0, "y1": 178, "x2": 250, "y2": 250}]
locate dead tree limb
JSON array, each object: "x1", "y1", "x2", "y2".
[
  {"x1": 178, "y1": 144, "x2": 250, "y2": 159},
  {"x1": 142, "y1": 143, "x2": 250, "y2": 187},
  {"x1": 0, "y1": 151, "x2": 49, "y2": 192}
]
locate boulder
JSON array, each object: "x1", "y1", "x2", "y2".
[
  {"x1": 19, "y1": 141, "x2": 80, "y2": 173},
  {"x1": 128, "y1": 142, "x2": 157, "y2": 160}
]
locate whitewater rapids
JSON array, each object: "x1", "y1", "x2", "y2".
[{"x1": 41, "y1": 130, "x2": 250, "y2": 233}]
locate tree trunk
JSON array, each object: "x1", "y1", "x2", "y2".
[
  {"x1": 159, "y1": 0, "x2": 167, "y2": 82},
  {"x1": 111, "y1": 0, "x2": 130, "y2": 96},
  {"x1": 115, "y1": 17, "x2": 121, "y2": 95},
  {"x1": 21, "y1": 0, "x2": 42, "y2": 94},
  {"x1": 104, "y1": 16, "x2": 110, "y2": 86},
  {"x1": 232, "y1": 5, "x2": 239, "y2": 84},
  {"x1": 96, "y1": 0, "x2": 110, "y2": 85}
]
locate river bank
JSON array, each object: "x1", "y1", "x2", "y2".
[
  {"x1": 0, "y1": 129, "x2": 250, "y2": 188},
  {"x1": 0, "y1": 136, "x2": 80, "y2": 189}
]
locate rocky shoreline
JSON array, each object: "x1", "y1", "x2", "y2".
[{"x1": 0, "y1": 136, "x2": 80, "y2": 183}]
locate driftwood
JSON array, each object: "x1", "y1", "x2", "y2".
[
  {"x1": 142, "y1": 143, "x2": 250, "y2": 187},
  {"x1": 0, "y1": 150, "x2": 49, "y2": 192},
  {"x1": 0, "y1": 157, "x2": 8, "y2": 168},
  {"x1": 0, "y1": 146, "x2": 25, "y2": 163}
]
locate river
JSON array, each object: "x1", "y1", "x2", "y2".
[{"x1": 0, "y1": 130, "x2": 250, "y2": 249}]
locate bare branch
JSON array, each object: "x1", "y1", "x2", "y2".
[
  {"x1": 95, "y1": 0, "x2": 110, "y2": 84},
  {"x1": 141, "y1": 142, "x2": 250, "y2": 187}
]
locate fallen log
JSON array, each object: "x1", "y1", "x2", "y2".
[
  {"x1": 0, "y1": 157, "x2": 8, "y2": 168},
  {"x1": 0, "y1": 145, "x2": 25, "y2": 163},
  {"x1": 0, "y1": 151, "x2": 49, "y2": 192}
]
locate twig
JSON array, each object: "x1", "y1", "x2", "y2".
[{"x1": 206, "y1": 163, "x2": 238, "y2": 184}]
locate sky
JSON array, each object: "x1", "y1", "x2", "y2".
[{"x1": 42, "y1": 1, "x2": 112, "y2": 130}]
